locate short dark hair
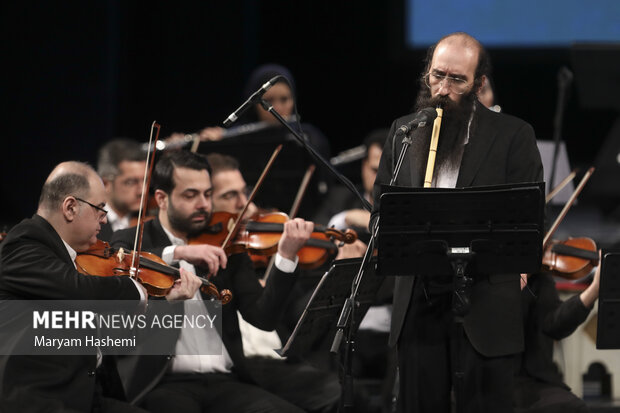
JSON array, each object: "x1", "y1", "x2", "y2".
[
  {"x1": 97, "y1": 139, "x2": 145, "y2": 179},
  {"x1": 420, "y1": 32, "x2": 492, "y2": 93},
  {"x1": 206, "y1": 153, "x2": 240, "y2": 176},
  {"x1": 152, "y1": 151, "x2": 212, "y2": 194},
  {"x1": 39, "y1": 173, "x2": 91, "y2": 210},
  {"x1": 363, "y1": 129, "x2": 388, "y2": 159}
]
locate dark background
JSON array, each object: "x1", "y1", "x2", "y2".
[{"x1": 1, "y1": 1, "x2": 618, "y2": 229}]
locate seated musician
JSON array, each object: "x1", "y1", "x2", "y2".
[
  {"x1": 314, "y1": 128, "x2": 386, "y2": 244},
  {"x1": 515, "y1": 267, "x2": 599, "y2": 412},
  {"x1": 0, "y1": 161, "x2": 200, "y2": 413},
  {"x1": 165, "y1": 63, "x2": 331, "y2": 219},
  {"x1": 176, "y1": 63, "x2": 330, "y2": 158},
  {"x1": 206, "y1": 152, "x2": 341, "y2": 412},
  {"x1": 475, "y1": 62, "x2": 594, "y2": 413},
  {"x1": 110, "y1": 150, "x2": 324, "y2": 412},
  {"x1": 97, "y1": 138, "x2": 147, "y2": 241}
]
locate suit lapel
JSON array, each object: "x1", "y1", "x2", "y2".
[
  {"x1": 149, "y1": 218, "x2": 175, "y2": 249},
  {"x1": 456, "y1": 103, "x2": 498, "y2": 188}
]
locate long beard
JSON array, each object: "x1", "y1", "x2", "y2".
[
  {"x1": 167, "y1": 200, "x2": 211, "y2": 237},
  {"x1": 408, "y1": 90, "x2": 477, "y2": 180}
]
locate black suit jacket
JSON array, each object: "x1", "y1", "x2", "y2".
[
  {"x1": 110, "y1": 218, "x2": 298, "y2": 404},
  {"x1": 374, "y1": 102, "x2": 544, "y2": 357},
  {"x1": 520, "y1": 273, "x2": 591, "y2": 386},
  {"x1": 98, "y1": 221, "x2": 114, "y2": 242},
  {"x1": 0, "y1": 214, "x2": 140, "y2": 413}
]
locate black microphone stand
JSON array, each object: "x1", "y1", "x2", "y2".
[
  {"x1": 230, "y1": 93, "x2": 421, "y2": 411},
  {"x1": 258, "y1": 96, "x2": 426, "y2": 411},
  {"x1": 549, "y1": 67, "x2": 573, "y2": 195},
  {"x1": 329, "y1": 128, "x2": 417, "y2": 412}
]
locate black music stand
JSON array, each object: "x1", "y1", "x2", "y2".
[
  {"x1": 280, "y1": 257, "x2": 384, "y2": 358},
  {"x1": 377, "y1": 182, "x2": 545, "y2": 412},
  {"x1": 279, "y1": 257, "x2": 384, "y2": 410},
  {"x1": 596, "y1": 249, "x2": 620, "y2": 349}
]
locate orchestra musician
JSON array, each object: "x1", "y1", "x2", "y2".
[
  {"x1": 514, "y1": 268, "x2": 599, "y2": 412},
  {"x1": 110, "y1": 150, "x2": 317, "y2": 412},
  {"x1": 372, "y1": 32, "x2": 544, "y2": 412},
  {"x1": 0, "y1": 161, "x2": 201, "y2": 413},
  {"x1": 97, "y1": 139, "x2": 147, "y2": 241},
  {"x1": 475, "y1": 60, "x2": 594, "y2": 411},
  {"x1": 206, "y1": 152, "x2": 340, "y2": 413},
  {"x1": 165, "y1": 64, "x2": 331, "y2": 219}
]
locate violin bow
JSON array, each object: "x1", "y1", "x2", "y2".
[
  {"x1": 545, "y1": 169, "x2": 578, "y2": 204},
  {"x1": 220, "y1": 144, "x2": 283, "y2": 251},
  {"x1": 130, "y1": 121, "x2": 161, "y2": 279},
  {"x1": 542, "y1": 166, "x2": 595, "y2": 249}
]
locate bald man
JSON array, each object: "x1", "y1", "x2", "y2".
[
  {"x1": 372, "y1": 32, "x2": 543, "y2": 412},
  {"x1": 0, "y1": 161, "x2": 200, "y2": 413}
]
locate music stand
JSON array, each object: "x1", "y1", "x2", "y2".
[
  {"x1": 596, "y1": 249, "x2": 620, "y2": 349},
  {"x1": 279, "y1": 257, "x2": 384, "y2": 358},
  {"x1": 377, "y1": 182, "x2": 545, "y2": 277},
  {"x1": 377, "y1": 182, "x2": 545, "y2": 412}
]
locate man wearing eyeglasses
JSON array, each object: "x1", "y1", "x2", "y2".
[
  {"x1": 372, "y1": 32, "x2": 543, "y2": 412},
  {"x1": 0, "y1": 161, "x2": 201, "y2": 413},
  {"x1": 97, "y1": 139, "x2": 147, "y2": 241}
]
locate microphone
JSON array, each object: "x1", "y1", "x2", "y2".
[
  {"x1": 395, "y1": 107, "x2": 438, "y2": 136},
  {"x1": 223, "y1": 75, "x2": 282, "y2": 127}
]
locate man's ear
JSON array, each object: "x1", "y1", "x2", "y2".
[
  {"x1": 154, "y1": 189, "x2": 168, "y2": 211},
  {"x1": 477, "y1": 75, "x2": 488, "y2": 96},
  {"x1": 62, "y1": 197, "x2": 79, "y2": 222}
]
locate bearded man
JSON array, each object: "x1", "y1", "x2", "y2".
[{"x1": 372, "y1": 32, "x2": 543, "y2": 412}]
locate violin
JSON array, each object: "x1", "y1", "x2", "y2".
[
  {"x1": 189, "y1": 211, "x2": 358, "y2": 270},
  {"x1": 539, "y1": 167, "x2": 599, "y2": 280},
  {"x1": 75, "y1": 239, "x2": 232, "y2": 303},
  {"x1": 542, "y1": 237, "x2": 599, "y2": 280}
]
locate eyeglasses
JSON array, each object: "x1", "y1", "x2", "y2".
[
  {"x1": 74, "y1": 197, "x2": 108, "y2": 219},
  {"x1": 424, "y1": 71, "x2": 470, "y2": 95}
]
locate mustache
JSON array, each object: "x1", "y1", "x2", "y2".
[{"x1": 190, "y1": 210, "x2": 210, "y2": 220}]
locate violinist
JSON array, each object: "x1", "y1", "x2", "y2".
[
  {"x1": 97, "y1": 139, "x2": 147, "y2": 241},
  {"x1": 373, "y1": 32, "x2": 544, "y2": 412},
  {"x1": 110, "y1": 150, "x2": 316, "y2": 412},
  {"x1": 207, "y1": 152, "x2": 341, "y2": 413},
  {"x1": 0, "y1": 161, "x2": 201, "y2": 413},
  {"x1": 515, "y1": 266, "x2": 600, "y2": 412}
]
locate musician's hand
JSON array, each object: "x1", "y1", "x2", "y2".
[
  {"x1": 166, "y1": 268, "x2": 202, "y2": 301},
  {"x1": 580, "y1": 250, "x2": 601, "y2": 308},
  {"x1": 336, "y1": 239, "x2": 367, "y2": 260},
  {"x1": 199, "y1": 127, "x2": 225, "y2": 142},
  {"x1": 520, "y1": 273, "x2": 529, "y2": 290},
  {"x1": 174, "y1": 244, "x2": 227, "y2": 277},
  {"x1": 278, "y1": 218, "x2": 313, "y2": 261},
  {"x1": 344, "y1": 209, "x2": 371, "y2": 228}
]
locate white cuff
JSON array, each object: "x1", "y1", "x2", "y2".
[
  {"x1": 327, "y1": 211, "x2": 347, "y2": 230},
  {"x1": 129, "y1": 277, "x2": 148, "y2": 306},
  {"x1": 274, "y1": 253, "x2": 298, "y2": 273},
  {"x1": 162, "y1": 245, "x2": 178, "y2": 265}
]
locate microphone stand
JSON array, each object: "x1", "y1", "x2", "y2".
[
  {"x1": 330, "y1": 129, "x2": 416, "y2": 412},
  {"x1": 255, "y1": 97, "x2": 417, "y2": 411},
  {"x1": 549, "y1": 67, "x2": 573, "y2": 196},
  {"x1": 257, "y1": 99, "x2": 372, "y2": 212}
]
